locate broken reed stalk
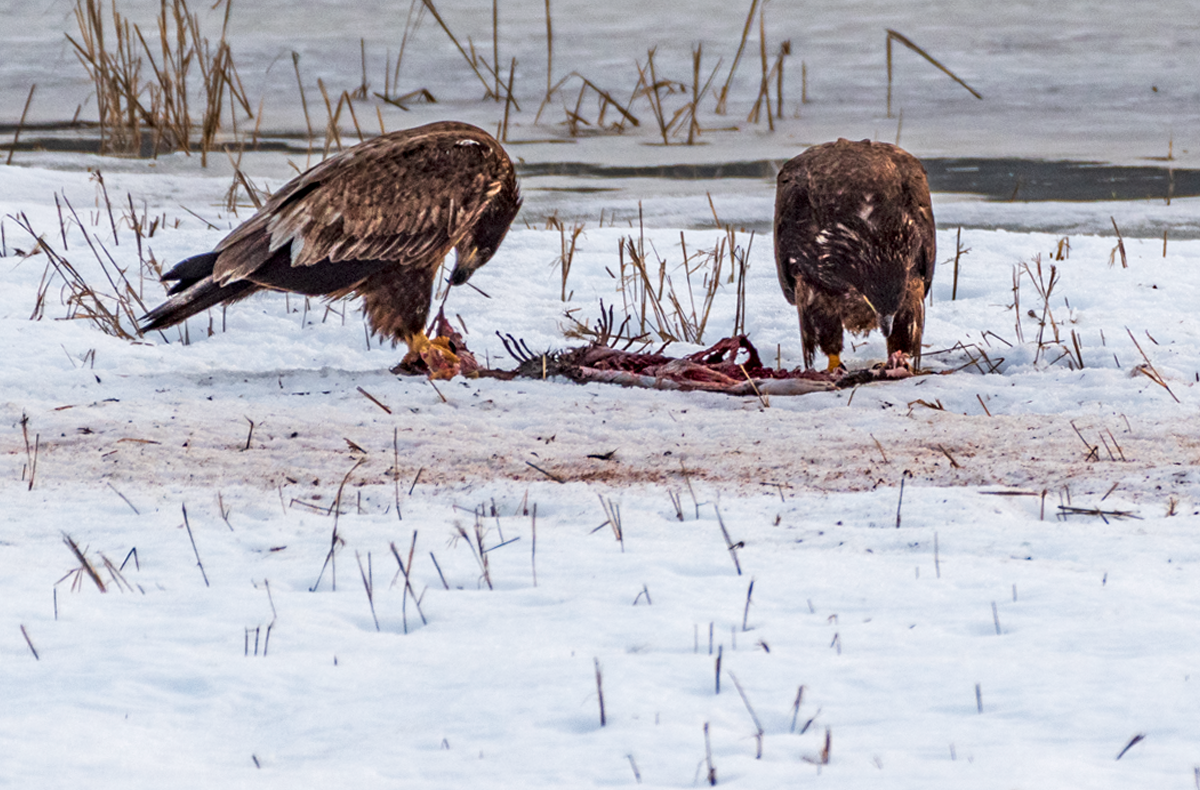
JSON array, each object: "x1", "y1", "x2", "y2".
[
  {"x1": 746, "y1": 5, "x2": 774, "y2": 130},
  {"x1": 98, "y1": 553, "x2": 133, "y2": 592},
  {"x1": 626, "y1": 755, "x2": 642, "y2": 784},
  {"x1": 704, "y1": 722, "x2": 717, "y2": 785},
  {"x1": 310, "y1": 519, "x2": 344, "y2": 592},
  {"x1": 685, "y1": 45, "x2": 707, "y2": 144},
  {"x1": 357, "y1": 386, "x2": 392, "y2": 414},
  {"x1": 317, "y1": 78, "x2": 342, "y2": 155},
  {"x1": 20, "y1": 625, "x2": 40, "y2": 660},
  {"x1": 543, "y1": 0, "x2": 553, "y2": 99},
  {"x1": 934, "y1": 531, "x2": 940, "y2": 577},
  {"x1": 19, "y1": 413, "x2": 32, "y2": 485},
  {"x1": 599, "y1": 495, "x2": 625, "y2": 550},
  {"x1": 500, "y1": 57, "x2": 517, "y2": 142},
  {"x1": 242, "y1": 417, "x2": 255, "y2": 450},
  {"x1": 739, "y1": 364, "x2": 769, "y2": 407},
  {"x1": 526, "y1": 460, "x2": 566, "y2": 484},
  {"x1": 491, "y1": 0, "x2": 499, "y2": 99},
  {"x1": 27, "y1": 430, "x2": 40, "y2": 492},
  {"x1": 1113, "y1": 729, "x2": 1142, "y2": 758},
  {"x1": 741, "y1": 578, "x2": 755, "y2": 631},
  {"x1": 1126, "y1": 326, "x2": 1180, "y2": 402},
  {"x1": 356, "y1": 551, "x2": 380, "y2": 631},
  {"x1": 790, "y1": 685, "x2": 805, "y2": 732},
  {"x1": 870, "y1": 433, "x2": 890, "y2": 464},
  {"x1": 455, "y1": 517, "x2": 493, "y2": 590},
  {"x1": 726, "y1": 670, "x2": 765, "y2": 758},
  {"x1": 594, "y1": 657, "x2": 607, "y2": 726},
  {"x1": 731, "y1": 231, "x2": 753, "y2": 337},
  {"x1": 181, "y1": 503, "x2": 209, "y2": 587},
  {"x1": 530, "y1": 502, "x2": 538, "y2": 587},
  {"x1": 390, "y1": 535, "x2": 428, "y2": 629},
  {"x1": 13, "y1": 206, "x2": 144, "y2": 340},
  {"x1": 638, "y1": 48, "x2": 672, "y2": 146},
  {"x1": 886, "y1": 29, "x2": 981, "y2": 118},
  {"x1": 70, "y1": 0, "x2": 249, "y2": 158},
  {"x1": 332, "y1": 457, "x2": 366, "y2": 530},
  {"x1": 292, "y1": 51, "x2": 314, "y2": 150},
  {"x1": 950, "y1": 227, "x2": 970, "y2": 300},
  {"x1": 775, "y1": 41, "x2": 789, "y2": 118},
  {"x1": 62, "y1": 533, "x2": 106, "y2": 592},
  {"x1": 392, "y1": 428, "x2": 403, "y2": 521},
  {"x1": 716, "y1": 0, "x2": 761, "y2": 114},
  {"x1": 119, "y1": 546, "x2": 140, "y2": 572},
  {"x1": 714, "y1": 506, "x2": 743, "y2": 575},
  {"x1": 895, "y1": 471, "x2": 909, "y2": 528},
  {"x1": 555, "y1": 218, "x2": 584, "y2": 301},
  {"x1": 419, "y1": 0, "x2": 495, "y2": 98},
  {"x1": 6, "y1": 84, "x2": 36, "y2": 166},
  {"x1": 430, "y1": 552, "x2": 450, "y2": 589},
  {"x1": 1109, "y1": 217, "x2": 1128, "y2": 268}
]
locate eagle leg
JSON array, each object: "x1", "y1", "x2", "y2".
[
  {"x1": 396, "y1": 332, "x2": 461, "y2": 380},
  {"x1": 796, "y1": 281, "x2": 846, "y2": 371},
  {"x1": 885, "y1": 277, "x2": 927, "y2": 368}
]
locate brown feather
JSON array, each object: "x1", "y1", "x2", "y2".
[
  {"x1": 141, "y1": 121, "x2": 521, "y2": 346},
  {"x1": 774, "y1": 138, "x2": 936, "y2": 368}
]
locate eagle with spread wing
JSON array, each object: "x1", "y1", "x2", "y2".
[
  {"x1": 141, "y1": 121, "x2": 521, "y2": 370},
  {"x1": 774, "y1": 138, "x2": 935, "y2": 371}
]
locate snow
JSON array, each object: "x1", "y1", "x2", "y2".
[
  {"x1": 4, "y1": 2, "x2": 1200, "y2": 787},
  {"x1": 4, "y1": 158, "x2": 1200, "y2": 787}
]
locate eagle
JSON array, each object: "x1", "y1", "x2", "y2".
[
  {"x1": 774, "y1": 138, "x2": 935, "y2": 371},
  {"x1": 141, "y1": 121, "x2": 521, "y2": 370}
]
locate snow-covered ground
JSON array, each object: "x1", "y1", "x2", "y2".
[
  {"x1": 4, "y1": 1, "x2": 1200, "y2": 787},
  {"x1": 3, "y1": 157, "x2": 1200, "y2": 787}
]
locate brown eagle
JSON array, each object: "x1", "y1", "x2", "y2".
[
  {"x1": 141, "y1": 121, "x2": 521, "y2": 369},
  {"x1": 774, "y1": 138, "x2": 935, "y2": 371}
]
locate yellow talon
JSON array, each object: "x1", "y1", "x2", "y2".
[
  {"x1": 400, "y1": 331, "x2": 432, "y2": 367},
  {"x1": 400, "y1": 331, "x2": 460, "y2": 379},
  {"x1": 826, "y1": 353, "x2": 842, "y2": 372}
]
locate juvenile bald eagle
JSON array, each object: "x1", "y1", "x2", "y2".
[
  {"x1": 774, "y1": 138, "x2": 935, "y2": 371},
  {"x1": 141, "y1": 121, "x2": 521, "y2": 369}
]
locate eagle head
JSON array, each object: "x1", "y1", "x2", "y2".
[
  {"x1": 450, "y1": 179, "x2": 522, "y2": 286},
  {"x1": 857, "y1": 257, "x2": 909, "y2": 337}
]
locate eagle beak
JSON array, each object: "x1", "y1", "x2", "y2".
[
  {"x1": 861, "y1": 294, "x2": 894, "y2": 337},
  {"x1": 877, "y1": 312, "x2": 894, "y2": 338},
  {"x1": 449, "y1": 247, "x2": 480, "y2": 286}
]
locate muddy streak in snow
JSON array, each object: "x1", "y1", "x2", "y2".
[{"x1": 4, "y1": 371, "x2": 1197, "y2": 513}]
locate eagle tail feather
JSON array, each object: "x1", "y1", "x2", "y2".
[
  {"x1": 160, "y1": 252, "x2": 220, "y2": 295},
  {"x1": 140, "y1": 254, "x2": 258, "y2": 333}
]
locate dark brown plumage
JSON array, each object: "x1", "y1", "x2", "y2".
[
  {"x1": 141, "y1": 121, "x2": 521, "y2": 366},
  {"x1": 774, "y1": 138, "x2": 935, "y2": 370}
]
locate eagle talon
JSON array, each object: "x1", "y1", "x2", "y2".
[{"x1": 394, "y1": 332, "x2": 462, "y2": 380}]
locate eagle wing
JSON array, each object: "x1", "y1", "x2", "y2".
[
  {"x1": 212, "y1": 124, "x2": 509, "y2": 289},
  {"x1": 774, "y1": 151, "x2": 848, "y2": 302},
  {"x1": 775, "y1": 140, "x2": 935, "y2": 302},
  {"x1": 891, "y1": 149, "x2": 937, "y2": 294}
]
